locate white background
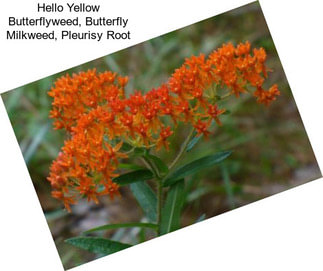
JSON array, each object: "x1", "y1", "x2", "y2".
[{"x1": 0, "y1": 0, "x2": 322, "y2": 270}]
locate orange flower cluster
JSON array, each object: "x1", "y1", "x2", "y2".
[{"x1": 47, "y1": 42, "x2": 280, "y2": 211}]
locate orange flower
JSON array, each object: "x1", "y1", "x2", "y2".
[
  {"x1": 207, "y1": 104, "x2": 226, "y2": 125},
  {"x1": 156, "y1": 126, "x2": 173, "y2": 150},
  {"x1": 254, "y1": 84, "x2": 280, "y2": 106},
  {"x1": 194, "y1": 120, "x2": 211, "y2": 137}
]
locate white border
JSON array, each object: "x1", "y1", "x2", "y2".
[{"x1": 1, "y1": 0, "x2": 322, "y2": 270}]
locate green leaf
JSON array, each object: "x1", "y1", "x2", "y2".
[
  {"x1": 65, "y1": 237, "x2": 131, "y2": 255},
  {"x1": 113, "y1": 169, "x2": 153, "y2": 186},
  {"x1": 133, "y1": 147, "x2": 148, "y2": 157},
  {"x1": 186, "y1": 133, "x2": 202, "y2": 152},
  {"x1": 164, "y1": 151, "x2": 232, "y2": 187},
  {"x1": 160, "y1": 181, "x2": 185, "y2": 235},
  {"x1": 118, "y1": 163, "x2": 144, "y2": 170},
  {"x1": 145, "y1": 154, "x2": 169, "y2": 176},
  {"x1": 130, "y1": 182, "x2": 157, "y2": 222},
  {"x1": 139, "y1": 228, "x2": 146, "y2": 243},
  {"x1": 84, "y1": 222, "x2": 157, "y2": 234}
]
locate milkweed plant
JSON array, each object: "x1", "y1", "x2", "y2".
[{"x1": 47, "y1": 42, "x2": 280, "y2": 255}]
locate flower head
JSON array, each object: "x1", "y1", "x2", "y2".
[{"x1": 48, "y1": 42, "x2": 280, "y2": 211}]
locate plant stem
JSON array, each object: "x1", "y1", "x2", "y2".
[
  {"x1": 156, "y1": 126, "x2": 195, "y2": 235},
  {"x1": 143, "y1": 127, "x2": 195, "y2": 235},
  {"x1": 168, "y1": 127, "x2": 195, "y2": 170},
  {"x1": 124, "y1": 146, "x2": 136, "y2": 154},
  {"x1": 220, "y1": 92, "x2": 231, "y2": 99},
  {"x1": 140, "y1": 157, "x2": 151, "y2": 171},
  {"x1": 141, "y1": 156, "x2": 163, "y2": 235},
  {"x1": 143, "y1": 156, "x2": 161, "y2": 179}
]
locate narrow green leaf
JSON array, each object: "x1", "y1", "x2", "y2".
[
  {"x1": 160, "y1": 181, "x2": 185, "y2": 235},
  {"x1": 186, "y1": 134, "x2": 202, "y2": 152},
  {"x1": 164, "y1": 151, "x2": 232, "y2": 187},
  {"x1": 145, "y1": 154, "x2": 169, "y2": 176},
  {"x1": 113, "y1": 169, "x2": 153, "y2": 186},
  {"x1": 65, "y1": 237, "x2": 131, "y2": 255},
  {"x1": 130, "y1": 182, "x2": 157, "y2": 222},
  {"x1": 134, "y1": 147, "x2": 147, "y2": 157},
  {"x1": 84, "y1": 222, "x2": 157, "y2": 234},
  {"x1": 139, "y1": 228, "x2": 146, "y2": 243},
  {"x1": 118, "y1": 163, "x2": 144, "y2": 170}
]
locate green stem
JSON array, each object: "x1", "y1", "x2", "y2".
[
  {"x1": 141, "y1": 127, "x2": 195, "y2": 235},
  {"x1": 141, "y1": 156, "x2": 163, "y2": 235},
  {"x1": 140, "y1": 157, "x2": 151, "y2": 171},
  {"x1": 219, "y1": 92, "x2": 232, "y2": 100},
  {"x1": 156, "y1": 127, "x2": 195, "y2": 235},
  {"x1": 168, "y1": 127, "x2": 195, "y2": 170},
  {"x1": 125, "y1": 146, "x2": 136, "y2": 154},
  {"x1": 143, "y1": 156, "x2": 161, "y2": 179}
]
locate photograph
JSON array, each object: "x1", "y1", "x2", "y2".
[{"x1": 1, "y1": 2, "x2": 321, "y2": 269}]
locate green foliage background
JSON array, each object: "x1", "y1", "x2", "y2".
[{"x1": 1, "y1": 2, "x2": 320, "y2": 269}]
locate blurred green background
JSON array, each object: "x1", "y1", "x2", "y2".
[{"x1": 1, "y1": 2, "x2": 321, "y2": 269}]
